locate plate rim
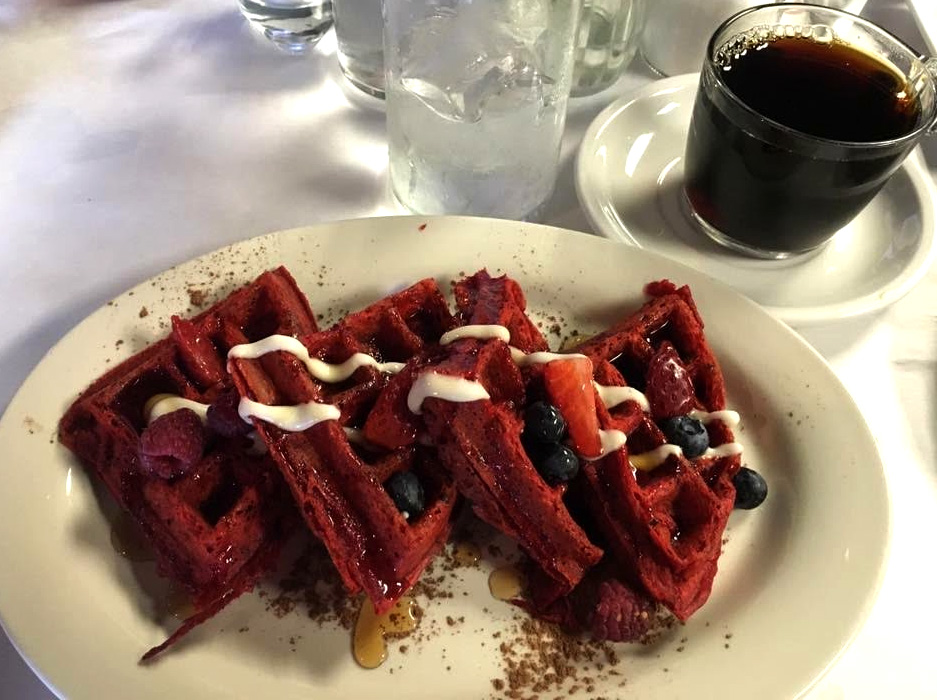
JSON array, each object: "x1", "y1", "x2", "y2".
[
  {"x1": 574, "y1": 72, "x2": 937, "y2": 326},
  {"x1": 0, "y1": 215, "x2": 892, "y2": 700}
]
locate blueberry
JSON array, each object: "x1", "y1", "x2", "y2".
[
  {"x1": 732, "y1": 467, "x2": 768, "y2": 510},
  {"x1": 537, "y1": 444, "x2": 580, "y2": 485},
  {"x1": 385, "y1": 471, "x2": 425, "y2": 519},
  {"x1": 660, "y1": 415, "x2": 709, "y2": 458},
  {"x1": 523, "y1": 401, "x2": 567, "y2": 444}
]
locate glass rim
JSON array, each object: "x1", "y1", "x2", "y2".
[{"x1": 705, "y1": 1, "x2": 936, "y2": 149}]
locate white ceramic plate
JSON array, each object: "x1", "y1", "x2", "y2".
[
  {"x1": 575, "y1": 74, "x2": 937, "y2": 326},
  {"x1": 0, "y1": 216, "x2": 889, "y2": 700}
]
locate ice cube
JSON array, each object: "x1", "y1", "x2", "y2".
[{"x1": 398, "y1": 1, "x2": 554, "y2": 122}]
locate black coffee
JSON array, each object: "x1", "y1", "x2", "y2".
[
  {"x1": 684, "y1": 34, "x2": 923, "y2": 254},
  {"x1": 721, "y1": 36, "x2": 920, "y2": 141}
]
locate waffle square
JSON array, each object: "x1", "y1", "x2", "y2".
[
  {"x1": 228, "y1": 278, "x2": 458, "y2": 614},
  {"x1": 59, "y1": 267, "x2": 316, "y2": 657},
  {"x1": 364, "y1": 271, "x2": 604, "y2": 599},
  {"x1": 571, "y1": 282, "x2": 742, "y2": 620}
]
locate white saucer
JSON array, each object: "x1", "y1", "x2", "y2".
[{"x1": 575, "y1": 73, "x2": 937, "y2": 326}]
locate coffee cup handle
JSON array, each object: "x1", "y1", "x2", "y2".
[{"x1": 925, "y1": 57, "x2": 937, "y2": 134}]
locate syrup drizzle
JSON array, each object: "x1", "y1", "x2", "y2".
[
  {"x1": 109, "y1": 511, "x2": 154, "y2": 562},
  {"x1": 451, "y1": 542, "x2": 481, "y2": 567},
  {"x1": 488, "y1": 566, "x2": 526, "y2": 601},
  {"x1": 353, "y1": 596, "x2": 419, "y2": 669},
  {"x1": 155, "y1": 585, "x2": 196, "y2": 622}
]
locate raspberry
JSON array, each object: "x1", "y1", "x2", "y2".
[
  {"x1": 138, "y1": 408, "x2": 205, "y2": 479},
  {"x1": 588, "y1": 578, "x2": 655, "y2": 643},
  {"x1": 207, "y1": 389, "x2": 252, "y2": 438},
  {"x1": 644, "y1": 279, "x2": 678, "y2": 297},
  {"x1": 645, "y1": 342, "x2": 695, "y2": 419}
]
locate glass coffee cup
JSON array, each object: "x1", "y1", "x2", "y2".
[{"x1": 683, "y1": 3, "x2": 937, "y2": 259}]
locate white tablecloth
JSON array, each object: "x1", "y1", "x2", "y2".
[{"x1": 1, "y1": 0, "x2": 934, "y2": 697}]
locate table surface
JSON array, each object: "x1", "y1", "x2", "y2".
[{"x1": 1, "y1": 1, "x2": 935, "y2": 698}]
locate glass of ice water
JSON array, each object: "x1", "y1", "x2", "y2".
[
  {"x1": 332, "y1": 0, "x2": 385, "y2": 97},
  {"x1": 384, "y1": 0, "x2": 583, "y2": 220},
  {"x1": 238, "y1": 0, "x2": 333, "y2": 54}
]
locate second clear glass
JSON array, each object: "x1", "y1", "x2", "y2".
[
  {"x1": 572, "y1": 0, "x2": 645, "y2": 96},
  {"x1": 332, "y1": 0, "x2": 385, "y2": 97}
]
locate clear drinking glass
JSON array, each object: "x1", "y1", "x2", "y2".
[
  {"x1": 571, "y1": 0, "x2": 645, "y2": 96},
  {"x1": 332, "y1": 0, "x2": 385, "y2": 97},
  {"x1": 238, "y1": 0, "x2": 333, "y2": 54},
  {"x1": 384, "y1": 0, "x2": 584, "y2": 220}
]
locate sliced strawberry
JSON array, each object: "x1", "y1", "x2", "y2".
[
  {"x1": 645, "y1": 342, "x2": 695, "y2": 419},
  {"x1": 543, "y1": 357, "x2": 601, "y2": 459}
]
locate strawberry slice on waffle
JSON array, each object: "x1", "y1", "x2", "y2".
[
  {"x1": 542, "y1": 356, "x2": 602, "y2": 459},
  {"x1": 228, "y1": 278, "x2": 458, "y2": 614},
  {"x1": 570, "y1": 281, "x2": 742, "y2": 621},
  {"x1": 59, "y1": 268, "x2": 315, "y2": 659}
]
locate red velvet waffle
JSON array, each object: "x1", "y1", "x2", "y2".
[
  {"x1": 569, "y1": 281, "x2": 741, "y2": 621},
  {"x1": 228, "y1": 278, "x2": 459, "y2": 614},
  {"x1": 58, "y1": 267, "x2": 316, "y2": 658},
  {"x1": 367, "y1": 271, "x2": 604, "y2": 598}
]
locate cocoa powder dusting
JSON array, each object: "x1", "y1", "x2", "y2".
[
  {"x1": 489, "y1": 616, "x2": 628, "y2": 699},
  {"x1": 262, "y1": 541, "x2": 358, "y2": 630},
  {"x1": 187, "y1": 288, "x2": 207, "y2": 308}
]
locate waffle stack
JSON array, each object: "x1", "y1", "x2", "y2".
[{"x1": 60, "y1": 265, "x2": 742, "y2": 659}]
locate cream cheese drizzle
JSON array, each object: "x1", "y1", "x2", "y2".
[
  {"x1": 630, "y1": 441, "x2": 744, "y2": 471},
  {"x1": 592, "y1": 383, "x2": 650, "y2": 412},
  {"x1": 407, "y1": 372, "x2": 491, "y2": 415},
  {"x1": 438, "y1": 326, "x2": 584, "y2": 368},
  {"x1": 513, "y1": 350, "x2": 588, "y2": 367},
  {"x1": 581, "y1": 429, "x2": 629, "y2": 461},
  {"x1": 145, "y1": 394, "x2": 210, "y2": 423},
  {"x1": 145, "y1": 391, "x2": 337, "y2": 435},
  {"x1": 440, "y1": 325, "x2": 511, "y2": 345},
  {"x1": 155, "y1": 327, "x2": 744, "y2": 470},
  {"x1": 238, "y1": 396, "x2": 340, "y2": 432},
  {"x1": 690, "y1": 409, "x2": 741, "y2": 428},
  {"x1": 228, "y1": 334, "x2": 405, "y2": 382}
]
